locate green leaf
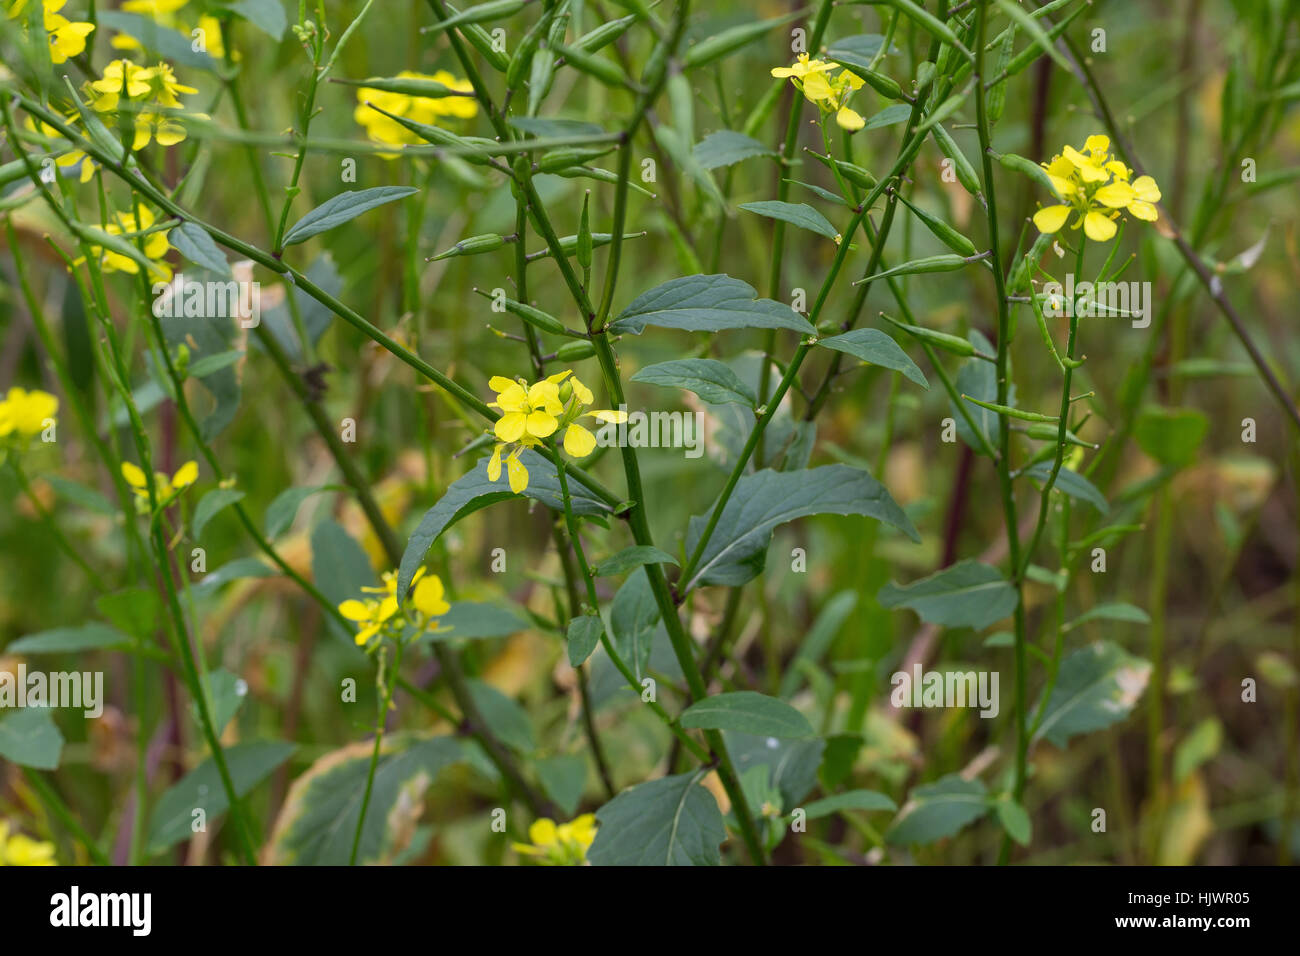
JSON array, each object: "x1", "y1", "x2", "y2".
[
  {"x1": 739, "y1": 201, "x2": 839, "y2": 241},
  {"x1": 1135, "y1": 405, "x2": 1209, "y2": 468},
  {"x1": 684, "y1": 465, "x2": 918, "y2": 590},
  {"x1": 433, "y1": 601, "x2": 528, "y2": 640},
  {"x1": 592, "y1": 545, "x2": 679, "y2": 577},
  {"x1": 221, "y1": 0, "x2": 288, "y2": 41},
  {"x1": 170, "y1": 222, "x2": 231, "y2": 277},
  {"x1": 192, "y1": 488, "x2": 246, "y2": 539},
  {"x1": 631, "y1": 358, "x2": 757, "y2": 407},
  {"x1": 148, "y1": 740, "x2": 294, "y2": 854},
  {"x1": 397, "y1": 448, "x2": 611, "y2": 598},
  {"x1": 588, "y1": 772, "x2": 726, "y2": 865},
  {"x1": 817, "y1": 329, "x2": 929, "y2": 389},
  {"x1": 566, "y1": 614, "x2": 604, "y2": 667},
  {"x1": 1032, "y1": 642, "x2": 1152, "y2": 747},
  {"x1": 654, "y1": 126, "x2": 725, "y2": 207},
  {"x1": 995, "y1": 797, "x2": 1032, "y2": 845},
  {"x1": 187, "y1": 350, "x2": 243, "y2": 378},
  {"x1": 311, "y1": 520, "x2": 375, "y2": 643},
  {"x1": 950, "y1": 330, "x2": 1011, "y2": 454},
  {"x1": 1174, "y1": 718, "x2": 1222, "y2": 783},
  {"x1": 681, "y1": 691, "x2": 812, "y2": 738},
  {"x1": 1066, "y1": 602, "x2": 1150, "y2": 631},
  {"x1": 609, "y1": 274, "x2": 815, "y2": 336},
  {"x1": 425, "y1": 0, "x2": 527, "y2": 32},
  {"x1": 282, "y1": 186, "x2": 419, "y2": 247},
  {"x1": 197, "y1": 668, "x2": 247, "y2": 736},
  {"x1": 265, "y1": 735, "x2": 463, "y2": 865},
  {"x1": 465, "y1": 680, "x2": 534, "y2": 753},
  {"x1": 195, "y1": 557, "x2": 278, "y2": 594},
  {"x1": 8, "y1": 623, "x2": 132, "y2": 655},
  {"x1": 693, "y1": 130, "x2": 775, "y2": 170},
  {"x1": 885, "y1": 774, "x2": 989, "y2": 845},
  {"x1": 878, "y1": 559, "x2": 1018, "y2": 630},
  {"x1": 97, "y1": 12, "x2": 218, "y2": 71},
  {"x1": 608, "y1": 569, "x2": 661, "y2": 682},
  {"x1": 264, "y1": 485, "x2": 338, "y2": 538},
  {"x1": 536, "y1": 754, "x2": 587, "y2": 818},
  {"x1": 95, "y1": 588, "x2": 161, "y2": 639},
  {"x1": 728, "y1": 731, "x2": 825, "y2": 809},
  {"x1": 863, "y1": 103, "x2": 913, "y2": 130},
  {"x1": 43, "y1": 474, "x2": 115, "y2": 515},
  {"x1": 0, "y1": 708, "x2": 64, "y2": 769},
  {"x1": 1023, "y1": 462, "x2": 1109, "y2": 514},
  {"x1": 802, "y1": 789, "x2": 897, "y2": 820},
  {"x1": 682, "y1": 11, "x2": 803, "y2": 70},
  {"x1": 780, "y1": 590, "x2": 857, "y2": 698},
  {"x1": 992, "y1": 0, "x2": 1072, "y2": 72}
]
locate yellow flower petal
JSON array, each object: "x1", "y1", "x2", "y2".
[
  {"x1": 1131, "y1": 175, "x2": 1161, "y2": 203},
  {"x1": 1083, "y1": 210, "x2": 1117, "y2": 242},
  {"x1": 1094, "y1": 182, "x2": 1135, "y2": 208},
  {"x1": 1127, "y1": 199, "x2": 1159, "y2": 222},
  {"x1": 1032, "y1": 204, "x2": 1071, "y2": 234},
  {"x1": 507, "y1": 455, "x2": 528, "y2": 494},
  {"x1": 563, "y1": 423, "x2": 597, "y2": 457},
  {"x1": 524, "y1": 409, "x2": 558, "y2": 438},
  {"x1": 528, "y1": 819, "x2": 558, "y2": 847},
  {"x1": 836, "y1": 106, "x2": 865, "y2": 131},
  {"x1": 338, "y1": 599, "x2": 371, "y2": 621},
  {"x1": 171, "y1": 460, "x2": 198, "y2": 488},
  {"x1": 121, "y1": 461, "x2": 147, "y2": 488},
  {"x1": 412, "y1": 574, "x2": 450, "y2": 617},
  {"x1": 494, "y1": 411, "x2": 527, "y2": 443},
  {"x1": 487, "y1": 443, "x2": 504, "y2": 482}
]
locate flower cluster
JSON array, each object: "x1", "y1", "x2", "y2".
[
  {"x1": 7, "y1": 0, "x2": 95, "y2": 65},
  {"x1": 338, "y1": 566, "x2": 450, "y2": 648},
  {"x1": 86, "y1": 206, "x2": 174, "y2": 278},
  {"x1": 87, "y1": 59, "x2": 198, "y2": 150},
  {"x1": 121, "y1": 459, "x2": 197, "y2": 510},
  {"x1": 487, "y1": 369, "x2": 625, "y2": 494},
  {"x1": 513, "y1": 814, "x2": 596, "y2": 865},
  {"x1": 771, "y1": 54, "x2": 865, "y2": 131},
  {"x1": 0, "y1": 820, "x2": 56, "y2": 866},
  {"x1": 0, "y1": 386, "x2": 57, "y2": 447},
  {"x1": 1031, "y1": 135, "x2": 1162, "y2": 243},
  {"x1": 354, "y1": 70, "x2": 477, "y2": 152},
  {"x1": 24, "y1": 114, "x2": 95, "y2": 183}
]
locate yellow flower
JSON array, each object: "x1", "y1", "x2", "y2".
[
  {"x1": 121, "y1": 458, "x2": 197, "y2": 503},
  {"x1": 1030, "y1": 134, "x2": 1162, "y2": 243},
  {"x1": 87, "y1": 60, "x2": 196, "y2": 150},
  {"x1": 121, "y1": 0, "x2": 189, "y2": 13},
  {"x1": 772, "y1": 55, "x2": 865, "y2": 132},
  {"x1": 144, "y1": 61, "x2": 197, "y2": 107},
  {"x1": 338, "y1": 566, "x2": 449, "y2": 648},
  {"x1": 354, "y1": 70, "x2": 478, "y2": 155},
  {"x1": 0, "y1": 386, "x2": 58, "y2": 440},
  {"x1": 86, "y1": 206, "x2": 173, "y2": 278},
  {"x1": 513, "y1": 813, "x2": 596, "y2": 865},
  {"x1": 0, "y1": 821, "x2": 56, "y2": 866},
  {"x1": 45, "y1": 11, "x2": 94, "y2": 64},
  {"x1": 25, "y1": 115, "x2": 95, "y2": 182},
  {"x1": 89, "y1": 59, "x2": 152, "y2": 111},
  {"x1": 484, "y1": 370, "x2": 626, "y2": 495}
]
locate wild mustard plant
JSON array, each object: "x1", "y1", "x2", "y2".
[{"x1": 0, "y1": 0, "x2": 1296, "y2": 876}]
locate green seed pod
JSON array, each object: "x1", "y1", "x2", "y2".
[
  {"x1": 893, "y1": 192, "x2": 978, "y2": 257},
  {"x1": 996, "y1": 151, "x2": 1058, "y2": 198},
  {"x1": 572, "y1": 13, "x2": 636, "y2": 53},
  {"x1": 505, "y1": 299, "x2": 568, "y2": 336},
  {"x1": 430, "y1": 233, "x2": 506, "y2": 261},
  {"x1": 506, "y1": 14, "x2": 548, "y2": 90},
  {"x1": 806, "y1": 150, "x2": 878, "y2": 190},
  {"x1": 556, "y1": 43, "x2": 630, "y2": 88},
  {"x1": 556, "y1": 340, "x2": 596, "y2": 360},
  {"x1": 931, "y1": 123, "x2": 983, "y2": 202},
  {"x1": 881, "y1": 313, "x2": 977, "y2": 356},
  {"x1": 831, "y1": 58, "x2": 905, "y2": 101},
  {"x1": 538, "y1": 146, "x2": 615, "y2": 173}
]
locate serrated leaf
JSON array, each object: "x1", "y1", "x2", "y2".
[
  {"x1": 566, "y1": 614, "x2": 604, "y2": 667},
  {"x1": 0, "y1": 708, "x2": 64, "y2": 769},
  {"x1": 885, "y1": 774, "x2": 989, "y2": 845},
  {"x1": 591, "y1": 545, "x2": 679, "y2": 577},
  {"x1": 1032, "y1": 642, "x2": 1152, "y2": 747},
  {"x1": 282, "y1": 186, "x2": 418, "y2": 246},
  {"x1": 147, "y1": 740, "x2": 295, "y2": 854},
  {"x1": 265, "y1": 735, "x2": 461, "y2": 865},
  {"x1": 397, "y1": 448, "x2": 611, "y2": 598},
  {"x1": 802, "y1": 789, "x2": 897, "y2": 820},
  {"x1": 609, "y1": 274, "x2": 815, "y2": 336},
  {"x1": 8, "y1": 623, "x2": 133, "y2": 655},
  {"x1": 693, "y1": 130, "x2": 775, "y2": 170},
  {"x1": 817, "y1": 328, "x2": 928, "y2": 388},
  {"x1": 685, "y1": 465, "x2": 918, "y2": 590},
  {"x1": 588, "y1": 772, "x2": 725, "y2": 866},
  {"x1": 878, "y1": 559, "x2": 1018, "y2": 630},
  {"x1": 192, "y1": 488, "x2": 245, "y2": 539},
  {"x1": 739, "y1": 201, "x2": 839, "y2": 240},
  {"x1": 608, "y1": 569, "x2": 660, "y2": 682},
  {"x1": 727, "y1": 731, "x2": 825, "y2": 809},
  {"x1": 681, "y1": 691, "x2": 813, "y2": 738},
  {"x1": 631, "y1": 358, "x2": 757, "y2": 407}
]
